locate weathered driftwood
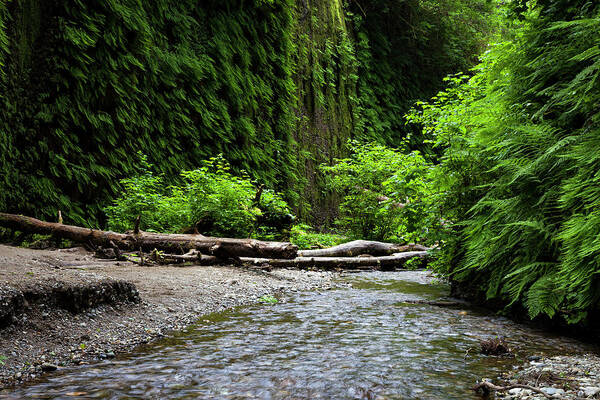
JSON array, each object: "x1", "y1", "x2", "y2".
[
  {"x1": 472, "y1": 381, "x2": 551, "y2": 399},
  {"x1": 0, "y1": 213, "x2": 298, "y2": 259},
  {"x1": 149, "y1": 249, "x2": 220, "y2": 265},
  {"x1": 240, "y1": 251, "x2": 428, "y2": 270},
  {"x1": 298, "y1": 240, "x2": 428, "y2": 258}
]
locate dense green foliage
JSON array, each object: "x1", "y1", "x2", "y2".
[
  {"x1": 349, "y1": 0, "x2": 499, "y2": 149},
  {"x1": 0, "y1": 1, "x2": 7, "y2": 77},
  {"x1": 0, "y1": 0, "x2": 496, "y2": 226},
  {"x1": 322, "y1": 142, "x2": 437, "y2": 243},
  {"x1": 411, "y1": 1, "x2": 600, "y2": 324},
  {"x1": 1, "y1": 0, "x2": 296, "y2": 226},
  {"x1": 289, "y1": 223, "x2": 348, "y2": 250},
  {"x1": 105, "y1": 155, "x2": 291, "y2": 239}
]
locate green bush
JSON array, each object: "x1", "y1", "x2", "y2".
[
  {"x1": 321, "y1": 142, "x2": 437, "y2": 243},
  {"x1": 410, "y1": 2, "x2": 600, "y2": 324},
  {"x1": 105, "y1": 155, "x2": 291, "y2": 239},
  {"x1": 289, "y1": 224, "x2": 348, "y2": 250}
]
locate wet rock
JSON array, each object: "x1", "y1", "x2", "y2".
[
  {"x1": 40, "y1": 363, "x2": 58, "y2": 372},
  {"x1": 583, "y1": 387, "x2": 600, "y2": 397},
  {"x1": 497, "y1": 355, "x2": 600, "y2": 400},
  {"x1": 480, "y1": 337, "x2": 512, "y2": 356}
]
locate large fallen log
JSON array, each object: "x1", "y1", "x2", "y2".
[
  {"x1": 0, "y1": 213, "x2": 298, "y2": 259},
  {"x1": 240, "y1": 251, "x2": 428, "y2": 270},
  {"x1": 298, "y1": 240, "x2": 429, "y2": 258}
]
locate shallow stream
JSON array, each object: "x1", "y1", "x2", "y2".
[{"x1": 5, "y1": 271, "x2": 596, "y2": 399}]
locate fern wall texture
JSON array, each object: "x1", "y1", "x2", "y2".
[
  {"x1": 0, "y1": 0, "x2": 490, "y2": 226},
  {"x1": 1, "y1": 0, "x2": 298, "y2": 225},
  {"x1": 291, "y1": 0, "x2": 357, "y2": 222},
  {"x1": 435, "y1": 1, "x2": 600, "y2": 327}
]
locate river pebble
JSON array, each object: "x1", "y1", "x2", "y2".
[{"x1": 494, "y1": 354, "x2": 600, "y2": 399}]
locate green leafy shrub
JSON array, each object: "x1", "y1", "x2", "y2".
[
  {"x1": 181, "y1": 158, "x2": 261, "y2": 238},
  {"x1": 105, "y1": 156, "x2": 291, "y2": 238},
  {"x1": 289, "y1": 224, "x2": 348, "y2": 250},
  {"x1": 411, "y1": 2, "x2": 600, "y2": 325},
  {"x1": 321, "y1": 142, "x2": 437, "y2": 243}
]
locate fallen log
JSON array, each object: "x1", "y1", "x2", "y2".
[
  {"x1": 0, "y1": 213, "x2": 298, "y2": 259},
  {"x1": 149, "y1": 249, "x2": 220, "y2": 265},
  {"x1": 298, "y1": 240, "x2": 429, "y2": 258},
  {"x1": 240, "y1": 251, "x2": 428, "y2": 270}
]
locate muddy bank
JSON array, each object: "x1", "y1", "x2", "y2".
[
  {"x1": 0, "y1": 280, "x2": 140, "y2": 328},
  {"x1": 0, "y1": 244, "x2": 337, "y2": 388}
]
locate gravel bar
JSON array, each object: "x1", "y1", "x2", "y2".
[{"x1": 0, "y1": 244, "x2": 338, "y2": 388}]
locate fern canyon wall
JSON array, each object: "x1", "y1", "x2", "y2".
[{"x1": 0, "y1": 0, "x2": 490, "y2": 226}]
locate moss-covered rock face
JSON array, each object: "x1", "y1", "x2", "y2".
[
  {"x1": 0, "y1": 0, "x2": 492, "y2": 227},
  {"x1": 291, "y1": 0, "x2": 357, "y2": 224}
]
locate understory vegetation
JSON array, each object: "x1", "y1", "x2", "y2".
[
  {"x1": 104, "y1": 144, "x2": 438, "y2": 248},
  {"x1": 289, "y1": 224, "x2": 347, "y2": 250},
  {"x1": 409, "y1": 1, "x2": 600, "y2": 325},
  {"x1": 321, "y1": 142, "x2": 437, "y2": 244},
  {"x1": 105, "y1": 155, "x2": 292, "y2": 240}
]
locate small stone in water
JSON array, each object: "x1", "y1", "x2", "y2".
[
  {"x1": 541, "y1": 387, "x2": 564, "y2": 397},
  {"x1": 40, "y1": 363, "x2": 58, "y2": 372}
]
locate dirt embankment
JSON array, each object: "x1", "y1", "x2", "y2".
[{"x1": 0, "y1": 244, "x2": 336, "y2": 388}]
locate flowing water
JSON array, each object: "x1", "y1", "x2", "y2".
[{"x1": 4, "y1": 271, "x2": 596, "y2": 399}]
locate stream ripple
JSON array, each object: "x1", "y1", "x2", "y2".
[{"x1": 5, "y1": 271, "x2": 595, "y2": 399}]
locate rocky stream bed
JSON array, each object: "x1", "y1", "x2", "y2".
[
  {"x1": 0, "y1": 244, "x2": 336, "y2": 389},
  {"x1": 0, "y1": 245, "x2": 599, "y2": 399}
]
